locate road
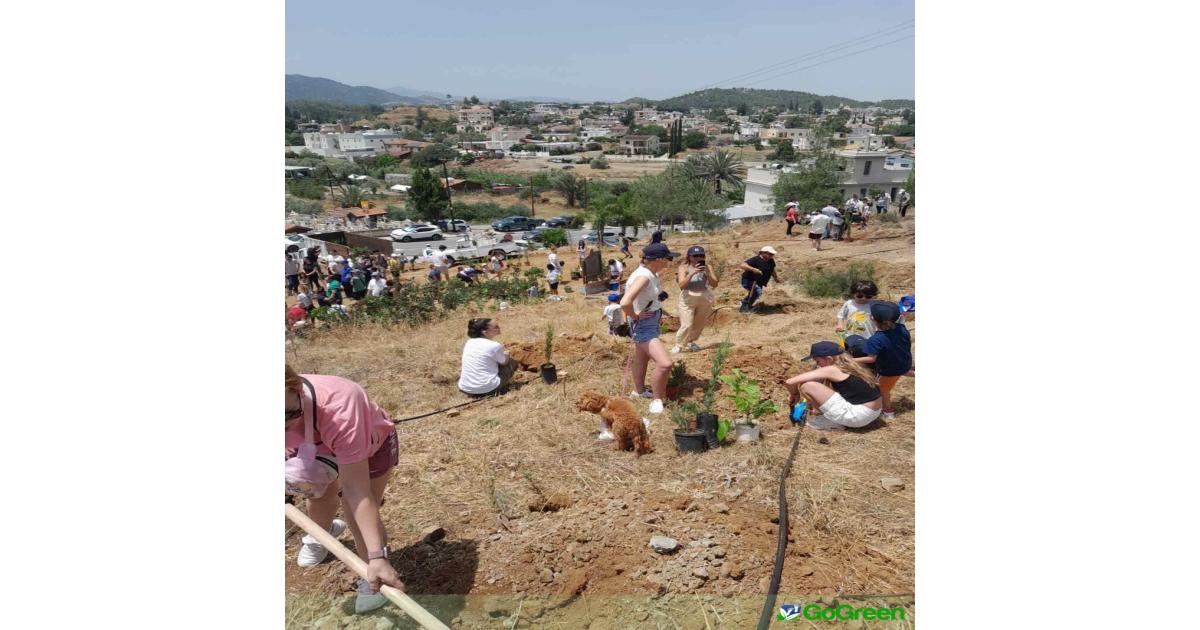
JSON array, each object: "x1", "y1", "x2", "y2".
[{"x1": 387, "y1": 225, "x2": 602, "y2": 259}]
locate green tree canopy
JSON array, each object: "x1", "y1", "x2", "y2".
[
  {"x1": 683, "y1": 130, "x2": 708, "y2": 149},
  {"x1": 407, "y1": 165, "x2": 447, "y2": 222},
  {"x1": 770, "y1": 153, "x2": 845, "y2": 213}
]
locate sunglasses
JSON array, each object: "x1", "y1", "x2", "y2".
[{"x1": 854, "y1": 293, "x2": 873, "y2": 299}]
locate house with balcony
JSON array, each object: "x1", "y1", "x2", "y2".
[
  {"x1": 620, "y1": 135, "x2": 661, "y2": 155},
  {"x1": 456, "y1": 106, "x2": 494, "y2": 132},
  {"x1": 741, "y1": 150, "x2": 914, "y2": 214}
]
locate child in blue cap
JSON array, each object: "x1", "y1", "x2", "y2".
[
  {"x1": 853, "y1": 301, "x2": 913, "y2": 419},
  {"x1": 601, "y1": 293, "x2": 625, "y2": 335}
]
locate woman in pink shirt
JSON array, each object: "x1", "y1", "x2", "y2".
[{"x1": 285, "y1": 365, "x2": 402, "y2": 614}]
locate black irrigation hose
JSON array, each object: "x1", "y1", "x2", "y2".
[
  {"x1": 756, "y1": 423, "x2": 805, "y2": 630},
  {"x1": 390, "y1": 397, "x2": 488, "y2": 424}
]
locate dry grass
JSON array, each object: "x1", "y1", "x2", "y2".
[{"x1": 285, "y1": 217, "x2": 916, "y2": 629}]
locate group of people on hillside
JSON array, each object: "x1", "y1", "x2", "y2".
[
  {"x1": 287, "y1": 231, "x2": 914, "y2": 617},
  {"x1": 783, "y1": 189, "x2": 911, "y2": 244}
]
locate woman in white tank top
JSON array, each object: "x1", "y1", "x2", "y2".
[{"x1": 619, "y1": 243, "x2": 677, "y2": 414}]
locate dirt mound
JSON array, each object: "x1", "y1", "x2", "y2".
[
  {"x1": 507, "y1": 333, "x2": 598, "y2": 371},
  {"x1": 725, "y1": 344, "x2": 801, "y2": 386}
]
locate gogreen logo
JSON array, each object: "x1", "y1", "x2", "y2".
[{"x1": 777, "y1": 603, "x2": 906, "y2": 622}]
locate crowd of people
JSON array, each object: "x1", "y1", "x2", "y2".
[{"x1": 287, "y1": 219, "x2": 914, "y2": 611}]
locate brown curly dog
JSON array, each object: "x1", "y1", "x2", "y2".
[{"x1": 576, "y1": 391, "x2": 653, "y2": 456}]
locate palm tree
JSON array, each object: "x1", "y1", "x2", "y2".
[
  {"x1": 688, "y1": 149, "x2": 746, "y2": 195},
  {"x1": 551, "y1": 171, "x2": 586, "y2": 207}
]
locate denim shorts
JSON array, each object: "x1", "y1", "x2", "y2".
[{"x1": 631, "y1": 309, "x2": 662, "y2": 343}]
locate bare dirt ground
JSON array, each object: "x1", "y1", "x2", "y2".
[{"x1": 284, "y1": 215, "x2": 917, "y2": 629}]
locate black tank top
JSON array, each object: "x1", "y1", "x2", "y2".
[{"x1": 830, "y1": 373, "x2": 880, "y2": 405}]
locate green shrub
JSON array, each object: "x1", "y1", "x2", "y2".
[
  {"x1": 796, "y1": 261, "x2": 877, "y2": 298},
  {"x1": 286, "y1": 178, "x2": 325, "y2": 200},
  {"x1": 540, "y1": 228, "x2": 568, "y2": 246}
]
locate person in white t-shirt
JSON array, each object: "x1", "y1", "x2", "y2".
[
  {"x1": 430, "y1": 245, "x2": 450, "y2": 282},
  {"x1": 327, "y1": 254, "x2": 346, "y2": 275},
  {"x1": 489, "y1": 254, "x2": 504, "y2": 277},
  {"x1": 601, "y1": 293, "x2": 625, "y2": 335},
  {"x1": 547, "y1": 246, "x2": 560, "y2": 273},
  {"x1": 458, "y1": 318, "x2": 517, "y2": 396},
  {"x1": 367, "y1": 272, "x2": 388, "y2": 297},
  {"x1": 620, "y1": 243, "x2": 677, "y2": 414},
  {"x1": 546, "y1": 263, "x2": 561, "y2": 295},
  {"x1": 808, "y1": 213, "x2": 832, "y2": 251}
]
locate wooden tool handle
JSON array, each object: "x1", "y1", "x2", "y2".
[{"x1": 284, "y1": 503, "x2": 450, "y2": 630}]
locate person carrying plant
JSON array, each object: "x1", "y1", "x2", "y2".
[
  {"x1": 620, "y1": 242, "x2": 677, "y2": 415},
  {"x1": 784, "y1": 341, "x2": 883, "y2": 430},
  {"x1": 285, "y1": 365, "x2": 403, "y2": 614},
  {"x1": 852, "y1": 301, "x2": 913, "y2": 419},
  {"x1": 673, "y1": 245, "x2": 718, "y2": 354},
  {"x1": 738, "y1": 246, "x2": 781, "y2": 313},
  {"x1": 457, "y1": 318, "x2": 518, "y2": 396}
]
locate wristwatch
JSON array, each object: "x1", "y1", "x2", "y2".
[{"x1": 367, "y1": 545, "x2": 389, "y2": 561}]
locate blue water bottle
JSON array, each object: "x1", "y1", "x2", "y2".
[{"x1": 790, "y1": 400, "x2": 807, "y2": 423}]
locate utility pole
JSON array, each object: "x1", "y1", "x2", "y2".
[
  {"x1": 440, "y1": 159, "x2": 454, "y2": 229},
  {"x1": 529, "y1": 174, "x2": 535, "y2": 217}
]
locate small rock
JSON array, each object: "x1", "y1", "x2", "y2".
[
  {"x1": 711, "y1": 558, "x2": 724, "y2": 567},
  {"x1": 540, "y1": 568, "x2": 555, "y2": 583},
  {"x1": 692, "y1": 566, "x2": 709, "y2": 579},
  {"x1": 685, "y1": 577, "x2": 705, "y2": 590},
  {"x1": 447, "y1": 409, "x2": 460, "y2": 418},
  {"x1": 713, "y1": 503, "x2": 730, "y2": 514},
  {"x1": 558, "y1": 569, "x2": 589, "y2": 596},
  {"x1": 817, "y1": 437, "x2": 830, "y2": 445},
  {"x1": 797, "y1": 565, "x2": 815, "y2": 577},
  {"x1": 636, "y1": 611, "x2": 649, "y2": 621},
  {"x1": 726, "y1": 489, "x2": 744, "y2": 499},
  {"x1": 490, "y1": 533, "x2": 502, "y2": 541},
  {"x1": 649, "y1": 536, "x2": 680, "y2": 553},
  {"x1": 726, "y1": 564, "x2": 745, "y2": 580},
  {"x1": 644, "y1": 514, "x2": 660, "y2": 523},
  {"x1": 374, "y1": 617, "x2": 395, "y2": 630},
  {"x1": 710, "y1": 546, "x2": 726, "y2": 559},
  {"x1": 419, "y1": 525, "x2": 447, "y2": 544},
  {"x1": 881, "y1": 477, "x2": 905, "y2": 491}
]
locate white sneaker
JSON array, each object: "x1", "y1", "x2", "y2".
[
  {"x1": 648, "y1": 399, "x2": 664, "y2": 414},
  {"x1": 297, "y1": 519, "x2": 347, "y2": 567},
  {"x1": 881, "y1": 411, "x2": 896, "y2": 420},
  {"x1": 630, "y1": 389, "x2": 653, "y2": 399},
  {"x1": 642, "y1": 417, "x2": 651, "y2": 430},
  {"x1": 670, "y1": 345, "x2": 682, "y2": 354},
  {"x1": 687, "y1": 342, "x2": 701, "y2": 352},
  {"x1": 354, "y1": 578, "x2": 388, "y2": 614}
]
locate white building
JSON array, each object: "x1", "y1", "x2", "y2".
[
  {"x1": 741, "y1": 150, "x2": 914, "y2": 214},
  {"x1": 301, "y1": 129, "x2": 402, "y2": 159},
  {"x1": 456, "y1": 106, "x2": 494, "y2": 132}
]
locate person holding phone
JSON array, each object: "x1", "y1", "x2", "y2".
[{"x1": 672, "y1": 245, "x2": 718, "y2": 353}]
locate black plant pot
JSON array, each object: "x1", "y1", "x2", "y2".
[
  {"x1": 695, "y1": 413, "x2": 719, "y2": 448},
  {"x1": 540, "y1": 363, "x2": 557, "y2": 384},
  {"x1": 673, "y1": 430, "x2": 709, "y2": 454}
]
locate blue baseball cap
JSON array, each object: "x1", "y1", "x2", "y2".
[
  {"x1": 686, "y1": 245, "x2": 705, "y2": 257},
  {"x1": 801, "y1": 341, "x2": 843, "y2": 361},
  {"x1": 898, "y1": 295, "x2": 915, "y2": 313},
  {"x1": 641, "y1": 243, "x2": 678, "y2": 260},
  {"x1": 870, "y1": 301, "x2": 901, "y2": 323},
  {"x1": 607, "y1": 293, "x2": 619, "y2": 302}
]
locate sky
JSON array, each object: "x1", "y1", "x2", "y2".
[{"x1": 286, "y1": 0, "x2": 913, "y2": 103}]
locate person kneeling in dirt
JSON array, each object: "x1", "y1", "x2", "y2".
[
  {"x1": 458, "y1": 318, "x2": 518, "y2": 397},
  {"x1": 784, "y1": 341, "x2": 883, "y2": 431},
  {"x1": 285, "y1": 365, "x2": 403, "y2": 613}
]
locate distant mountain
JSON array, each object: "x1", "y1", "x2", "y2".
[
  {"x1": 286, "y1": 75, "x2": 419, "y2": 105},
  {"x1": 651, "y1": 88, "x2": 913, "y2": 112},
  {"x1": 385, "y1": 85, "x2": 453, "y2": 103}
]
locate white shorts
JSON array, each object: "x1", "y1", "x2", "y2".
[{"x1": 812, "y1": 393, "x2": 882, "y2": 429}]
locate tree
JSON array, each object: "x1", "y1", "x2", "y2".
[
  {"x1": 636, "y1": 124, "x2": 668, "y2": 142},
  {"x1": 411, "y1": 143, "x2": 459, "y2": 167},
  {"x1": 630, "y1": 164, "x2": 725, "y2": 229},
  {"x1": 689, "y1": 149, "x2": 746, "y2": 195},
  {"x1": 285, "y1": 194, "x2": 322, "y2": 216},
  {"x1": 810, "y1": 99, "x2": 824, "y2": 115},
  {"x1": 338, "y1": 185, "x2": 366, "y2": 208},
  {"x1": 736, "y1": 103, "x2": 748, "y2": 116},
  {"x1": 551, "y1": 171, "x2": 586, "y2": 207},
  {"x1": 784, "y1": 116, "x2": 803, "y2": 129},
  {"x1": 683, "y1": 131, "x2": 708, "y2": 150},
  {"x1": 469, "y1": 95, "x2": 480, "y2": 105},
  {"x1": 407, "y1": 165, "x2": 447, "y2": 222},
  {"x1": 769, "y1": 140, "x2": 796, "y2": 162},
  {"x1": 770, "y1": 152, "x2": 844, "y2": 213},
  {"x1": 620, "y1": 108, "x2": 634, "y2": 126},
  {"x1": 905, "y1": 170, "x2": 915, "y2": 203},
  {"x1": 590, "y1": 155, "x2": 610, "y2": 169}
]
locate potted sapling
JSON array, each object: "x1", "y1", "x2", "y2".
[
  {"x1": 695, "y1": 338, "x2": 731, "y2": 448},
  {"x1": 718, "y1": 368, "x2": 777, "y2": 443},
  {"x1": 671, "y1": 400, "x2": 708, "y2": 454},
  {"x1": 665, "y1": 362, "x2": 687, "y2": 401},
  {"x1": 540, "y1": 324, "x2": 558, "y2": 384}
]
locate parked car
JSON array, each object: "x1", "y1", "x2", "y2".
[
  {"x1": 585, "y1": 231, "x2": 624, "y2": 246},
  {"x1": 544, "y1": 215, "x2": 572, "y2": 228},
  {"x1": 435, "y1": 218, "x2": 469, "y2": 232},
  {"x1": 390, "y1": 224, "x2": 444, "y2": 242},
  {"x1": 492, "y1": 216, "x2": 539, "y2": 232}
]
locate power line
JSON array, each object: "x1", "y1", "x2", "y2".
[
  {"x1": 742, "y1": 34, "x2": 914, "y2": 88},
  {"x1": 700, "y1": 20, "x2": 914, "y2": 91}
]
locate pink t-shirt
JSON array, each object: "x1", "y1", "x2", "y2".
[{"x1": 285, "y1": 374, "x2": 395, "y2": 465}]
